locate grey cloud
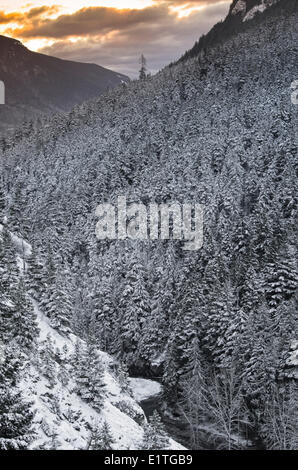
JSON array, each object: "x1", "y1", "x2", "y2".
[
  {"x1": 12, "y1": 5, "x2": 171, "y2": 39},
  {"x1": 38, "y1": 2, "x2": 229, "y2": 77},
  {"x1": 11, "y1": 2, "x2": 229, "y2": 40}
]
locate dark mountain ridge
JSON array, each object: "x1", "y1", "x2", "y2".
[
  {"x1": 178, "y1": 0, "x2": 293, "y2": 63},
  {"x1": 0, "y1": 35, "x2": 129, "y2": 134}
]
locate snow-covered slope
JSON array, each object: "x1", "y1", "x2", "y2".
[
  {"x1": 0, "y1": 223, "x2": 185, "y2": 450},
  {"x1": 286, "y1": 340, "x2": 298, "y2": 380},
  {"x1": 231, "y1": 0, "x2": 247, "y2": 16},
  {"x1": 178, "y1": 0, "x2": 286, "y2": 63},
  {"x1": 244, "y1": 0, "x2": 279, "y2": 21},
  {"x1": 231, "y1": 0, "x2": 280, "y2": 22},
  {"x1": 25, "y1": 306, "x2": 185, "y2": 449},
  {"x1": 23, "y1": 302, "x2": 144, "y2": 450}
]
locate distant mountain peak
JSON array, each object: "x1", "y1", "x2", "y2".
[
  {"x1": 0, "y1": 35, "x2": 129, "y2": 134},
  {"x1": 0, "y1": 34, "x2": 25, "y2": 48},
  {"x1": 230, "y1": 0, "x2": 280, "y2": 22}
]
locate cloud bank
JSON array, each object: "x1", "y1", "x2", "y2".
[{"x1": 1, "y1": 1, "x2": 230, "y2": 76}]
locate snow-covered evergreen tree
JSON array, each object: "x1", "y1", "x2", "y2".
[{"x1": 141, "y1": 411, "x2": 169, "y2": 450}]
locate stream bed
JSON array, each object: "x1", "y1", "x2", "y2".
[
  {"x1": 129, "y1": 377, "x2": 260, "y2": 450},
  {"x1": 130, "y1": 377, "x2": 189, "y2": 448}
]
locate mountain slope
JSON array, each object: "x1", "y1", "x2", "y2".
[
  {"x1": 0, "y1": 35, "x2": 129, "y2": 135},
  {"x1": 0, "y1": 223, "x2": 184, "y2": 450},
  {"x1": 178, "y1": 0, "x2": 291, "y2": 63},
  {"x1": 230, "y1": 0, "x2": 280, "y2": 19}
]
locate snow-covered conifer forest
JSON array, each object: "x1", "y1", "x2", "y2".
[{"x1": 0, "y1": 0, "x2": 297, "y2": 451}]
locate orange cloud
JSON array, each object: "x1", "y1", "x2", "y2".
[
  {"x1": 0, "y1": 1, "x2": 226, "y2": 36},
  {"x1": 162, "y1": 0, "x2": 223, "y2": 3},
  {"x1": 0, "y1": 1, "x2": 230, "y2": 76},
  {"x1": 0, "y1": 11, "x2": 23, "y2": 24},
  {"x1": 4, "y1": 5, "x2": 172, "y2": 39},
  {"x1": 25, "y1": 5, "x2": 61, "y2": 19},
  {"x1": 0, "y1": 5, "x2": 60, "y2": 27}
]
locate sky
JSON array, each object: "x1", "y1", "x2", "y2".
[{"x1": 0, "y1": 1, "x2": 230, "y2": 76}]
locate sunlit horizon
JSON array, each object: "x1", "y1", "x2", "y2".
[{"x1": 0, "y1": 0, "x2": 230, "y2": 76}]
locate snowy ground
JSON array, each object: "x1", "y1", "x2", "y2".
[
  {"x1": 2, "y1": 224, "x2": 186, "y2": 450},
  {"x1": 130, "y1": 378, "x2": 162, "y2": 402},
  {"x1": 286, "y1": 340, "x2": 298, "y2": 379},
  {"x1": 129, "y1": 378, "x2": 186, "y2": 450},
  {"x1": 23, "y1": 301, "x2": 146, "y2": 450},
  {"x1": 22, "y1": 304, "x2": 186, "y2": 450}
]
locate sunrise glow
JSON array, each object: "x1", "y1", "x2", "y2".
[
  {"x1": 0, "y1": 0, "x2": 155, "y2": 15},
  {"x1": 0, "y1": 0, "x2": 230, "y2": 75},
  {"x1": 170, "y1": 4, "x2": 205, "y2": 19}
]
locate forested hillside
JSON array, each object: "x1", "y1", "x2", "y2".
[
  {"x1": 178, "y1": 0, "x2": 293, "y2": 63},
  {"x1": 0, "y1": 0, "x2": 297, "y2": 450},
  {"x1": 0, "y1": 223, "x2": 182, "y2": 450}
]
